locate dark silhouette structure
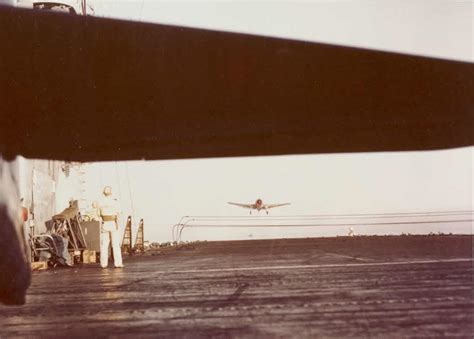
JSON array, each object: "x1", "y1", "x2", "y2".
[{"x1": 0, "y1": 6, "x2": 472, "y2": 162}]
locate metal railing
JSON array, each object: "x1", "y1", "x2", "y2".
[{"x1": 172, "y1": 210, "x2": 473, "y2": 242}]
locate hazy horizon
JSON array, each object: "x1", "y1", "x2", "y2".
[{"x1": 78, "y1": 147, "x2": 473, "y2": 242}]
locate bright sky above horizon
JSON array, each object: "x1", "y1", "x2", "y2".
[
  {"x1": 90, "y1": 0, "x2": 473, "y2": 62},
  {"x1": 80, "y1": 0, "x2": 472, "y2": 242}
]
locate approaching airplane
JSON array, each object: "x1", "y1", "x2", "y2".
[{"x1": 228, "y1": 199, "x2": 290, "y2": 214}]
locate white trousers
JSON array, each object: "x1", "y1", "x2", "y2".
[{"x1": 100, "y1": 221, "x2": 123, "y2": 268}]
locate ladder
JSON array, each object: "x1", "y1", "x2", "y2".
[
  {"x1": 121, "y1": 216, "x2": 133, "y2": 255},
  {"x1": 133, "y1": 219, "x2": 144, "y2": 253}
]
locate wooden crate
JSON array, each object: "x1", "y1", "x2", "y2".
[
  {"x1": 82, "y1": 250, "x2": 97, "y2": 264},
  {"x1": 31, "y1": 261, "x2": 48, "y2": 271}
]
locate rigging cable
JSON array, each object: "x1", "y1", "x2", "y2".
[{"x1": 125, "y1": 162, "x2": 135, "y2": 221}]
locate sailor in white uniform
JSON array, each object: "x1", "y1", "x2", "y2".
[{"x1": 98, "y1": 186, "x2": 123, "y2": 268}]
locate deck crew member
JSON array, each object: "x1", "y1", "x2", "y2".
[
  {"x1": 85, "y1": 201, "x2": 101, "y2": 221},
  {"x1": 98, "y1": 186, "x2": 124, "y2": 268}
]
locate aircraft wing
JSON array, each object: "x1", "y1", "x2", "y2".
[
  {"x1": 265, "y1": 203, "x2": 291, "y2": 209},
  {"x1": 0, "y1": 7, "x2": 472, "y2": 162},
  {"x1": 228, "y1": 202, "x2": 254, "y2": 209}
]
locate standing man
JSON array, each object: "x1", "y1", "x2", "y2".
[{"x1": 98, "y1": 186, "x2": 124, "y2": 268}]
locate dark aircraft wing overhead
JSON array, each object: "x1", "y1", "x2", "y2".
[{"x1": 0, "y1": 7, "x2": 472, "y2": 162}]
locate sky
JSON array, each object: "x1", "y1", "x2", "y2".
[
  {"x1": 78, "y1": 0, "x2": 472, "y2": 242},
  {"x1": 90, "y1": 0, "x2": 473, "y2": 62},
  {"x1": 83, "y1": 148, "x2": 473, "y2": 242}
]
